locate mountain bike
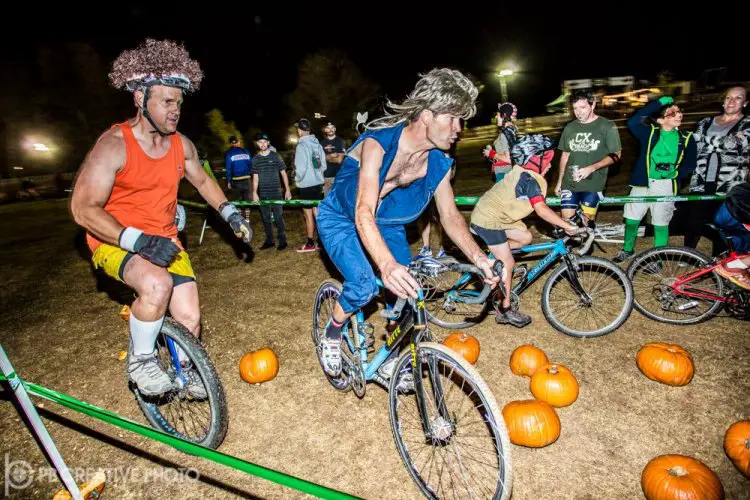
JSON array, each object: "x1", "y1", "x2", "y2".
[
  {"x1": 422, "y1": 213, "x2": 634, "y2": 338},
  {"x1": 312, "y1": 259, "x2": 512, "y2": 499},
  {"x1": 626, "y1": 225, "x2": 750, "y2": 324}
]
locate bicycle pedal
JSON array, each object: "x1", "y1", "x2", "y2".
[{"x1": 358, "y1": 322, "x2": 376, "y2": 351}]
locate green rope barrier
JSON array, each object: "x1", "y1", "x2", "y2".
[
  {"x1": 0, "y1": 374, "x2": 360, "y2": 500},
  {"x1": 179, "y1": 193, "x2": 726, "y2": 210}
]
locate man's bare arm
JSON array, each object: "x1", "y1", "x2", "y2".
[
  {"x1": 555, "y1": 151, "x2": 569, "y2": 193},
  {"x1": 433, "y1": 172, "x2": 500, "y2": 286},
  {"x1": 354, "y1": 139, "x2": 420, "y2": 298},
  {"x1": 433, "y1": 173, "x2": 484, "y2": 264},
  {"x1": 70, "y1": 129, "x2": 127, "y2": 246},
  {"x1": 182, "y1": 135, "x2": 229, "y2": 211}
]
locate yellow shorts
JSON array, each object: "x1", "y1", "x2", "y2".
[{"x1": 92, "y1": 244, "x2": 196, "y2": 286}]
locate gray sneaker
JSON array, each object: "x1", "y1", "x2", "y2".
[
  {"x1": 378, "y1": 357, "x2": 414, "y2": 393},
  {"x1": 495, "y1": 309, "x2": 532, "y2": 328},
  {"x1": 181, "y1": 367, "x2": 208, "y2": 400},
  {"x1": 128, "y1": 351, "x2": 174, "y2": 396},
  {"x1": 613, "y1": 250, "x2": 635, "y2": 263}
]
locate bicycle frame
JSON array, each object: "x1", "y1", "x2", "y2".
[
  {"x1": 340, "y1": 280, "x2": 451, "y2": 435},
  {"x1": 671, "y1": 250, "x2": 744, "y2": 305},
  {"x1": 342, "y1": 279, "x2": 428, "y2": 382}
]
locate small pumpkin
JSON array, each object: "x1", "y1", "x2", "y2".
[
  {"x1": 641, "y1": 454, "x2": 724, "y2": 500},
  {"x1": 502, "y1": 399, "x2": 560, "y2": 448},
  {"x1": 636, "y1": 343, "x2": 694, "y2": 386},
  {"x1": 239, "y1": 348, "x2": 279, "y2": 384},
  {"x1": 509, "y1": 344, "x2": 549, "y2": 377},
  {"x1": 119, "y1": 305, "x2": 131, "y2": 321},
  {"x1": 723, "y1": 420, "x2": 750, "y2": 477},
  {"x1": 530, "y1": 363, "x2": 579, "y2": 407},
  {"x1": 443, "y1": 332, "x2": 480, "y2": 365}
]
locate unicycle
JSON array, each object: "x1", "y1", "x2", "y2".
[{"x1": 127, "y1": 316, "x2": 228, "y2": 449}]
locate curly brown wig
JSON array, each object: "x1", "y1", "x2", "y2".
[{"x1": 108, "y1": 39, "x2": 203, "y2": 92}]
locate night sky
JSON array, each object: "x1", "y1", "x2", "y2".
[{"x1": 3, "y1": 5, "x2": 744, "y2": 137}]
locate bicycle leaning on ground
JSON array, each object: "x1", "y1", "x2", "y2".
[
  {"x1": 422, "y1": 211, "x2": 634, "y2": 338},
  {"x1": 312, "y1": 258, "x2": 513, "y2": 500},
  {"x1": 626, "y1": 224, "x2": 750, "y2": 324}
]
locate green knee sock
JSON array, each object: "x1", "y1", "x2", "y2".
[
  {"x1": 623, "y1": 219, "x2": 640, "y2": 252},
  {"x1": 654, "y1": 225, "x2": 669, "y2": 247}
]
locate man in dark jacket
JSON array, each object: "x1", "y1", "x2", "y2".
[
  {"x1": 225, "y1": 136, "x2": 253, "y2": 221},
  {"x1": 613, "y1": 96, "x2": 697, "y2": 262}
]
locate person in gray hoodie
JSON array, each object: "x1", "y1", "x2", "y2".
[{"x1": 294, "y1": 117, "x2": 327, "y2": 252}]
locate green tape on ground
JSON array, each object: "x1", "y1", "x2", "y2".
[
  {"x1": 179, "y1": 193, "x2": 725, "y2": 211},
  {"x1": 0, "y1": 374, "x2": 360, "y2": 500}
]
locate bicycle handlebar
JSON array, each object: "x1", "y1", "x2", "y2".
[
  {"x1": 576, "y1": 228, "x2": 596, "y2": 256},
  {"x1": 380, "y1": 260, "x2": 504, "y2": 320}
]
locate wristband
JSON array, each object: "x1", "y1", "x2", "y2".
[
  {"x1": 219, "y1": 201, "x2": 239, "y2": 222},
  {"x1": 119, "y1": 227, "x2": 143, "y2": 252}
]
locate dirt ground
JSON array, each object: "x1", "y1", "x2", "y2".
[{"x1": 0, "y1": 136, "x2": 748, "y2": 499}]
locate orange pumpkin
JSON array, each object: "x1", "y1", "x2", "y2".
[
  {"x1": 119, "y1": 305, "x2": 131, "y2": 321},
  {"x1": 723, "y1": 420, "x2": 750, "y2": 477},
  {"x1": 641, "y1": 454, "x2": 724, "y2": 500},
  {"x1": 636, "y1": 343, "x2": 694, "y2": 386},
  {"x1": 509, "y1": 345, "x2": 549, "y2": 377},
  {"x1": 502, "y1": 399, "x2": 560, "y2": 448},
  {"x1": 442, "y1": 332, "x2": 480, "y2": 365},
  {"x1": 239, "y1": 348, "x2": 279, "y2": 384},
  {"x1": 530, "y1": 363, "x2": 579, "y2": 407}
]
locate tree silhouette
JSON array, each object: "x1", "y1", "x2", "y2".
[{"x1": 285, "y1": 50, "x2": 380, "y2": 141}]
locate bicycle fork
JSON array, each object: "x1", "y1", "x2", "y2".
[
  {"x1": 562, "y1": 255, "x2": 593, "y2": 306},
  {"x1": 409, "y1": 297, "x2": 454, "y2": 443}
]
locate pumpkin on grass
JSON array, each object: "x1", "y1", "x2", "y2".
[
  {"x1": 442, "y1": 332, "x2": 480, "y2": 365},
  {"x1": 724, "y1": 420, "x2": 750, "y2": 477},
  {"x1": 239, "y1": 348, "x2": 279, "y2": 384},
  {"x1": 509, "y1": 344, "x2": 548, "y2": 377},
  {"x1": 501, "y1": 399, "x2": 560, "y2": 448},
  {"x1": 530, "y1": 363, "x2": 579, "y2": 407},
  {"x1": 641, "y1": 454, "x2": 723, "y2": 500},
  {"x1": 636, "y1": 343, "x2": 694, "y2": 386}
]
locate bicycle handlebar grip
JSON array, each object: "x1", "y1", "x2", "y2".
[
  {"x1": 577, "y1": 228, "x2": 596, "y2": 255},
  {"x1": 447, "y1": 263, "x2": 493, "y2": 305}
]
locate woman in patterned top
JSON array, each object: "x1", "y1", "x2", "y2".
[{"x1": 681, "y1": 86, "x2": 749, "y2": 255}]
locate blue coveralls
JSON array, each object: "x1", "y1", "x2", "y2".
[{"x1": 317, "y1": 123, "x2": 454, "y2": 314}]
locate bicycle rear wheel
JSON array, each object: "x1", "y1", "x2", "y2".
[
  {"x1": 131, "y1": 317, "x2": 228, "y2": 449},
  {"x1": 389, "y1": 343, "x2": 512, "y2": 500},
  {"x1": 541, "y1": 256, "x2": 633, "y2": 338},
  {"x1": 626, "y1": 246, "x2": 724, "y2": 324}
]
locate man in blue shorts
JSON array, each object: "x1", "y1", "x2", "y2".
[
  {"x1": 317, "y1": 68, "x2": 500, "y2": 377},
  {"x1": 554, "y1": 90, "x2": 622, "y2": 223}
]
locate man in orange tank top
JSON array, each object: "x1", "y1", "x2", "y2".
[{"x1": 71, "y1": 39, "x2": 252, "y2": 397}]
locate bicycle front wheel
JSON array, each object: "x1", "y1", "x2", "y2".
[
  {"x1": 388, "y1": 343, "x2": 512, "y2": 500},
  {"x1": 542, "y1": 256, "x2": 633, "y2": 338},
  {"x1": 132, "y1": 318, "x2": 228, "y2": 449},
  {"x1": 626, "y1": 246, "x2": 723, "y2": 324}
]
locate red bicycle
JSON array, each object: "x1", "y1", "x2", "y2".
[{"x1": 626, "y1": 228, "x2": 749, "y2": 324}]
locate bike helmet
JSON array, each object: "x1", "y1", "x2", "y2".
[{"x1": 109, "y1": 39, "x2": 203, "y2": 135}]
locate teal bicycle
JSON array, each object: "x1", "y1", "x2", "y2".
[
  {"x1": 312, "y1": 259, "x2": 512, "y2": 499},
  {"x1": 423, "y1": 214, "x2": 634, "y2": 338}
]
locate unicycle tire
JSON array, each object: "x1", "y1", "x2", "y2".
[{"x1": 130, "y1": 317, "x2": 228, "y2": 450}]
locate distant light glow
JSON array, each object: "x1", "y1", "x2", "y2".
[
  {"x1": 288, "y1": 135, "x2": 298, "y2": 144},
  {"x1": 498, "y1": 69, "x2": 514, "y2": 78},
  {"x1": 13, "y1": 167, "x2": 23, "y2": 170},
  {"x1": 33, "y1": 143, "x2": 49, "y2": 151}
]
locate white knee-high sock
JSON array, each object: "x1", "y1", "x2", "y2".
[{"x1": 130, "y1": 313, "x2": 166, "y2": 355}]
